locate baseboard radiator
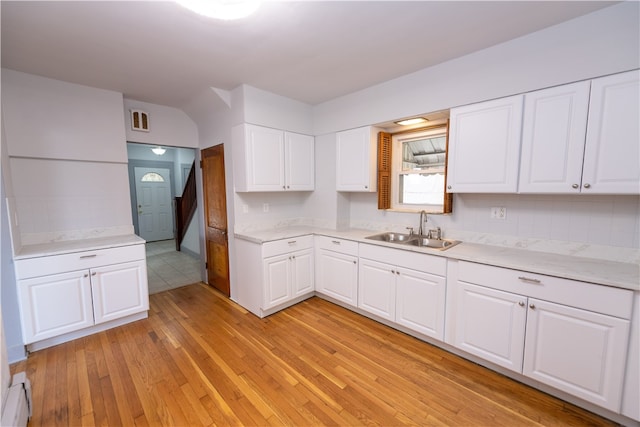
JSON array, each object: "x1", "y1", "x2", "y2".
[{"x1": 1, "y1": 372, "x2": 31, "y2": 427}]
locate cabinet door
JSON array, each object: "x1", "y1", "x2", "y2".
[
  {"x1": 447, "y1": 95, "x2": 524, "y2": 193},
  {"x1": 91, "y1": 261, "x2": 149, "y2": 325},
  {"x1": 316, "y1": 249, "x2": 358, "y2": 306},
  {"x1": 18, "y1": 270, "x2": 94, "y2": 344},
  {"x1": 285, "y1": 132, "x2": 315, "y2": 191},
  {"x1": 396, "y1": 268, "x2": 446, "y2": 340},
  {"x1": 263, "y1": 254, "x2": 291, "y2": 310},
  {"x1": 336, "y1": 127, "x2": 377, "y2": 192},
  {"x1": 582, "y1": 70, "x2": 640, "y2": 194},
  {"x1": 244, "y1": 124, "x2": 286, "y2": 191},
  {"x1": 454, "y1": 282, "x2": 527, "y2": 372},
  {"x1": 358, "y1": 258, "x2": 396, "y2": 321},
  {"x1": 291, "y1": 248, "x2": 314, "y2": 297},
  {"x1": 519, "y1": 81, "x2": 591, "y2": 193},
  {"x1": 523, "y1": 298, "x2": 630, "y2": 411}
]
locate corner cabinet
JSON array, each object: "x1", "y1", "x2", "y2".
[
  {"x1": 447, "y1": 260, "x2": 633, "y2": 412},
  {"x1": 14, "y1": 241, "x2": 149, "y2": 350},
  {"x1": 446, "y1": 95, "x2": 523, "y2": 193},
  {"x1": 336, "y1": 126, "x2": 379, "y2": 192},
  {"x1": 232, "y1": 123, "x2": 315, "y2": 192},
  {"x1": 235, "y1": 235, "x2": 314, "y2": 318}
]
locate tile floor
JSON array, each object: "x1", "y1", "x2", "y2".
[{"x1": 145, "y1": 239, "x2": 202, "y2": 294}]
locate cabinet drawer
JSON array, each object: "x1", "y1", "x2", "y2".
[
  {"x1": 14, "y1": 244, "x2": 146, "y2": 280},
  {"x1": 458, "y1": 261, "x2": 633, "y2": 319},
  {"x1": 315, "y1": 235, "x2": 359, "y2": 256},
  {"x1": 359, "y1": 243, "x2": 446, "y2": 276},
  {"x1": 262, "y1": 235, "x2": 313, "y2": 258}
]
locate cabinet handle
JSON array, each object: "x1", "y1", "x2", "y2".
[
  {"x1": 583, "y1": 183, "x2": 591, "y2": 189},
  {"x1": 287, "y1": 240, "x2": 297, "y2": 245},
  {"x1": 391, "y1": 269, "x2": 395, "y2": 274},
  {"x1": 353, "y1": 260, "x2": 356, "y2": 264},
  {"x1": 331, "y1": 240, "x2": 341, "y2": 245},
  {"x1": 292, "y1": 255, "x2": 296, "y2": 259},
  {"x1": 396, "y1": 271, "x2": 400, "y2": 275},
  {"x1": 572, "y1": 184, "x2": 579, "y2": 189},
  {"x1": 91, "y1": 272, "x2": 97, "y2": 276},
  {"x1": 518, "y1": 276, "x2": 541, "y2": 284},
  {"x1": 282, "y1": 185, "x2": 286, "y2": 189},
  {"x1": 80, "y1": 254, "x2": 97, "y2": 259},
  {"x1": 529, "y1": 303, "x2": 536, "y2": 310},
  {"x1": 84, "y1": 273, "x2": 89, "y2": 278},
  {"x1": 447, "y1": 185, "x2": 452, "y2": 190},
  {"x1": 287, "y1": 185, "x2": 290, "y2": 189},
  {"x1": 518, "y1": 301, "x2": 525, "y2": 307}
]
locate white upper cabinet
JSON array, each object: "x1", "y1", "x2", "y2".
[
  {"x1": 285, "y1": 131, "x2": 315, "y2": 191},
  {"x1": 336, "y1": 126, "x2": 379, "y2": 192},
  {"x1": 519, "y1": 81, "x2": 591, "y2": 193},
  {"x1": 233, "y1": 124, "x2": 314, "y2": 192},
  {"x1": 582, "y1": 70, "x2": 640, "y2": 194},
  {"x1": 446, "y1": 95, "x2": 524, "y2": 193}
]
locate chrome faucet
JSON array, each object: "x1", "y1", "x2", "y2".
[{"x1": 418, "y1": 210, "x2": 427, "y2": 236}]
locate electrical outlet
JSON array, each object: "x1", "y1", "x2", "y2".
[
  {"x1": 263, "y1": 203, "x2": 269, "y2": 213},
  {"x1": 491, "y1": 207, "x2": 507, "y2": 220}
]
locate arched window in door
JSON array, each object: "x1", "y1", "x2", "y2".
[{"x1": 140, "y1": 172, "x2": 165, "y2": 182}]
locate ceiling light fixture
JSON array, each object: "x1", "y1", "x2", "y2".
[
  {"x1": 151, "y1": 147, "x2": 166, "y2": 155},
  {"x1": 395, "y1": 117, "x2": 428, "y2": 126},
  {"x1": 175, "y1": 0, "x2": 261, "y2": 20}
]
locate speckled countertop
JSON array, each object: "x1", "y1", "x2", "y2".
[
  {"x1": 235, "y1": 227, "x2": 639, "y2": 292},
  {"x1": 14, "y1": 234, "x2": 146, "y2": 260}
]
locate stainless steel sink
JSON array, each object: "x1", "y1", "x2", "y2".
[
  {"x1": 365, "y1": 232, "x2": 414, "y2": 243},
  {"x1": 365, "y1": 232, "x2": 460, "y2": 251},
  {"x1": 403, "y1": 237, "x2": 460, "y2": 250}
]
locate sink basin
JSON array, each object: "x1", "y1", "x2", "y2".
[
  {"x1": 403, "y1": 237, "x2": 460, "y2": 250},
  {"x1": 365, "y1": 232, "x2": 414, "y2": 243},
  {"x1": 365, "y1": 232, "x2": 460, "y2": 251}
]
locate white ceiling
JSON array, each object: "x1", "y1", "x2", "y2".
[{"x1": 1, "y1": 1, "x2": 616, "y2": 109}]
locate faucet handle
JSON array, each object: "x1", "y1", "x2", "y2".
[
  {"x1": 428, "y1": 227, "x2": 442, "y2": 240},
  {"x1": 405, "y1": 227, "x2": 414, "y2": 236}
]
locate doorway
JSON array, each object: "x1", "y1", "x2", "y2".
[{"x1": 127, "y1": 143, "x2": 201, "y2": 294}]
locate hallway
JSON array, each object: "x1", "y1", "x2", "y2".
[{"x1": 145, "y1": 239, "x2": 201, "y2": 294}]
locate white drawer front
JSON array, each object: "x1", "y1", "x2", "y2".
[
  {"x1": 315, "y1": 235, "x2": 359, "y2": 256},
  {"x1": 359, "y1": 243, "x2": 446, "y2": 276},
  {"x1": 458, "y1": 261, "x2": 633, "y2": 319},
  {"x1": 15, "y1": 244, "x2": 146, "y2": 279},
  {"x1": 262, "y1": 235, "x2": 313, "y2": 258}
]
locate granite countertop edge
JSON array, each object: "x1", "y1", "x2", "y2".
[{"x1": 234, "y1": 227, "x2": 639, "y2": 292}]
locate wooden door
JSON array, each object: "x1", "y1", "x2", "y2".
[{"x1": 201, "y1": 145, "x2": 230, "y2": 296}]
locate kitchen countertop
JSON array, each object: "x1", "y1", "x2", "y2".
[
  {"x1": 235, "y1": 227, "x2": 639, "y2": 292},
  {"x1": 14, "y1": 234, "x2": 146, "y2": 260}
]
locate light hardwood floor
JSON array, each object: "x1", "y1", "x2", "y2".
[{"x1": 11, "y1": 282, "x2": 615, "y2": 426}]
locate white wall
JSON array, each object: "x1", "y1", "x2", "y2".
[
  {"x1": 312, "y1": 2, "x2": 640, "y2": 135},
  {"x1": 124, "y1": 99, "x2": 199, "y2": 149},
  {"x1": 1, "y1": 69, "x2": 134, "y2": 246}
]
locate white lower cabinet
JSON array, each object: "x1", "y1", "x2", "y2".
[
  {"x1": 15, "y1": 241, "x2": 149, "y2": 347},
  {"x1": 315, "y1": 236, "x2": 358, "y2": 307},
  {"x1": 358, "y1": 243, "x2": 447, "y2": 340},
  {"x1": 454, "y1": 282, "x2": 527, "y2": 372},
  {"x1": 263, "y1": 247, "x2": 313, "y2": 310},
  {"x1": 449, "y1": 260, "x2": 633, "y2": 412},
  {"x1": 235, "y1": 235, "x2": 314, "y2": 317},
  {"x1": 19, "y1": 271, "x2": 95, "y2": 343}
]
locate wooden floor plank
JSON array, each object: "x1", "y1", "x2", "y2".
[{"x1": 11, "y1": 283, "x2": 618, "y2": 426}]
